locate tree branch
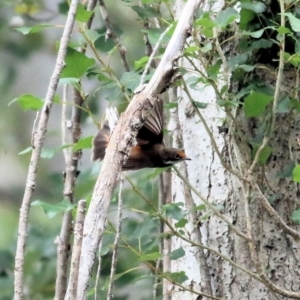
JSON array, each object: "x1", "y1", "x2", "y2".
[
  {"x1": 65, "y1": 200, "x2": 86, "y2": 300},
  {"x1": 13, "y1": 1, "x2": 79, "y2": 299},
  {"x1": 76, "y1": 0, "x2": 203, "y2": 297},
  {"x1": 98, "y1": 0, "x2": 130, "y2": 72}
]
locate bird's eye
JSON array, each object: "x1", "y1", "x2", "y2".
[{"x1": 174, "y1": 154, "x2": 181, "y2": 160}]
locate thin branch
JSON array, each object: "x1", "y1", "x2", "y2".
[
  {"x1": 213, "y1": 27, "x2": 229, "y2": 87},
  {"x1": 94, "y1": 220, "x2": 107, "y2": 300},
  {"x1": 140, "y1": 24, "x2": 173, "y2": 86},
  {"x1": 13, "y1": 1, "x2": 79, "y2": 299},
  {"x1": 245, "y1": 184, "x2": 300, "y2": 299},
  {"x1": 249, "y1": 0, "x2": 286, "y2": 174},
  {"x1": 98, "y1": 0, "x2": 130, "y2": 72},
  {"x1": 170, "y1": 86, "x2": 212, "y2": 295},
  {"x1": 253, "y1": 183, "x2": 300, "y2": 240},
  {"x1": 162, "y1": 214, "x2": 262, "y2": 284},
  {"x1": 65, "y1": 200, "x2": 86, "y2": 300},
  {"x1": 55, "y1": 86, "x2": 73, "y2": 300},
  {"x1": 57, "y1": 1, "x2": 98, "y2": 298},
  {"x1": 125, "y1": 174, "x2": 263, "y2": 289},
  {"x1": 76, "y1": 2, "x2": 203, "y2": 297},
  {"x1": 172, "y1": 166, "x2": 250, "y2": 241},
  {"x1": 106, "y1": 176, "x2": 124, "y2": 300},
  {"x1": 181, "y1": 79, "x2": 247, "y2": 182}
]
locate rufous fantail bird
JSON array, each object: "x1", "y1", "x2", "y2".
[{"x1": 91, "y1": 99, "x2": 191, "y2": 171}]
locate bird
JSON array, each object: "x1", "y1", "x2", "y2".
[{"x1": 91, "y1": 99, "x2": 191, "y2": 171}]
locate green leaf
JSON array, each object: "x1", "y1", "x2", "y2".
[
  {"x1": 61, "y1": 48, "x2": 95, "y2": 79},
  {"x1": 84, "y1": 29, "x2": 101, "y2": 44},
  {"x1": 291, "y1": 209, "x2": 300, "y2": 224},
  {"x1": 73, "y1": 136, "x2": 93, "y2": 152},
  {"x1": 31, "y1": 199, "x2": 76, "y2": 219},
  {"x1": 120, "y1": 70, "x2": 140, "y2": 92},
  {"x1": 200, "y1": 42, "x2": 212, "y2": 53},
  {"x1": 131, "y1": 5, "x2": 159, "y2": 19},
  {"x1": 239, "y1": 8, "x2": 255, "y2": 30},
  {"x1": 59, "y1": 78, "x2": 81, "y2": 91},
  {"x1": 162, "y1": 203, "x2": 185, "y2": 221},
  {"x1": 76, "y1": 3, "x2": 93, "y2": 22},
  {"x1": 277, "y1": 161, "x2": 295, "y2": 178},
  {"x1": 184, "y1": 46, "x2": 200, "y2": 55},
  {"x1": 18, "y1": 147, "x2": 33, "y2": 155},
  {"x1": 228, "y1": 53, "x2": 248, "y2": 70},
  {"x1": 134, "y1": 56, "x2": 149, "y2": 70},
  {"x1": 141, "y1": 28, "x2": 171, "y2": 45},
  {"x1": 175, "y1": 218, "x2": 188, "y2": 228},
  {"x1": 277, "y1": 26, "x2": 291, "y2": 34},
  {"x1": 284, "y1": 13, "x2": 300, "y2": 32},
  {"x1": 164, "y1": 102, "x2": 178, "y2": 109},
  {"x1": 15, "y1": 24, "x2": 52, "y2": 35},
  {"x1": 284, "y1": 52, "x2": 300, "y2": 67},
  {"x1": 240, "y1": 2, "x2": 266, "y2": 13},
  {"x1": 10, "y1": 94, "x2": 44, "y2": 111},
  {"x1": 41, "y1": 148, "x2": 56, "y2": 159},
  {"x1": 249, "y1": 39, "x2": 273, "y2": 51},
  {"x1": 238, "y1": 64, "x2": 255, "y2": 72},
  {"x1": 147, "y1": 167, "x2": 169, "y2": 179},
  {"x1": 244, "y1": 91, "x2": 273, "y2": 117},
  {"x1": 215, "y1": 8, "x2": 239, "y2": 28},
  {"x1": 292, "y1": 165, "x2": 300, "y2": 182},
  {"x1": 194, "y1": 101, "x2": 208, "y2": 109},
  {"x1": 139, "y1": 252, "x2": 162, "y2": 262},
  {"x1": 290, "y1": 98, "x2": 300, "y2": 112},
  {"x1": 276, "y1": 96, "x2": 291, "y2": 113},
  {"x1": 207, "y1": 59, "x2": 222, "y2": 77},
  {"x1": 133, "y1": 218, "x2": 157, "y2": 239},
  {"x1": 195, "y1": 15, "x2": 216, "y2": 28},
  {"x1": 167, "y1": 271, "x2": 188, "y2": 284},
  {"x1": 194, "y1": 204, "x2": 206, "y2": 211},
  {"x1": 252, "y1": 145, "x2": 272, "y2": 164},
  {"x1": 170, "y1": 247, "x2": 185, "y2": 260},
  {"x1": 243, "y1": 29, "x2": 264, "y2": 38}
]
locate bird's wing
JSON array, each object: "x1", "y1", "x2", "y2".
[
  {"x1": 91, "y1": 122, "x2": 110, "y2": 161},
  {"x1": 136, "y1": 99, "x2": 163, "y2": 145},
  {"x1": 122, "y1": 145, "x2": 153, "y2": 170}
]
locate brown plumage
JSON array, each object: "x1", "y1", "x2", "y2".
[{"x1": 91, "y1": 99, "x2": 190, "y2": 171}]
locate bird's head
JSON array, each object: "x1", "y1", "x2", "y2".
[{"x1": 162, "y1": 148, "x2": 191, "y2": 166}]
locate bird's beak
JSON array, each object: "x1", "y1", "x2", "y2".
[{"x1": 184, "y1": 157, "x2": 191, "y2": 161}]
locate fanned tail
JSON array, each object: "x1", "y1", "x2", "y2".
[{"x1": 91, "y1": 122, "x2": 110, "y2": 161}]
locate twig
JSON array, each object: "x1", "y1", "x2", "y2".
[
  {"x1": 138, "y1": 0, "x2": 156, "y2": 65},
  {"x1": 171, "y1": 86, "x2": 212, "y2": 295},
  {"x1": 172, "y1": 166, "x2": 250, "y2": 241},
  {"x1": 249, "y1": 0, "x2": 286, "y2": 174},
  {"x1": 162, "y1": 214, "x2": 262, "y2": 284},
  {"x1": 76, "y1": 2, "x2": 203, "y2": 297},
  {"x1": 56, "y1": 1, "x2": 98, "y2": 298},
  {"x1": 124, "y1": 176, "x2": 263, "y2": 288},
  {"x1": 245, "y1": 183, "x2": 300, "y2": 299},
  {"x1": 13, "y1": 1, "x2": 79, "y2": 299},
  {"x1": 160, "y1": 172, "x2": 172, "y2": 300},
  {"x1": 254, "y1": 183, "x2": 300, "y2": 240},
  {"x1": 94, "y1": 220, "x2": 107, "y2": 300},
  {"x1": 55, "y1": 86, "x2": 73, "y2": 300},
  {"x1": 65, "y1": 200, "x2": 86, "y2": 300},
  {"x1": 106, "y1": 176, "x2": 124, "y2": 300},
  {"x1": 98, "y1": 0, "x2": 130, "y2": 72},
  {"x1": 140, "y1": 23, "x2": 173, "y2": 86},
  {"x1": 181, "y1": 79, "x2": 247, "y2": 182}
]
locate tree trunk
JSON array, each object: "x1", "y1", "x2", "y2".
[{"x1": 168, "y1": 1, "x2": 300, "y2": 299}]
